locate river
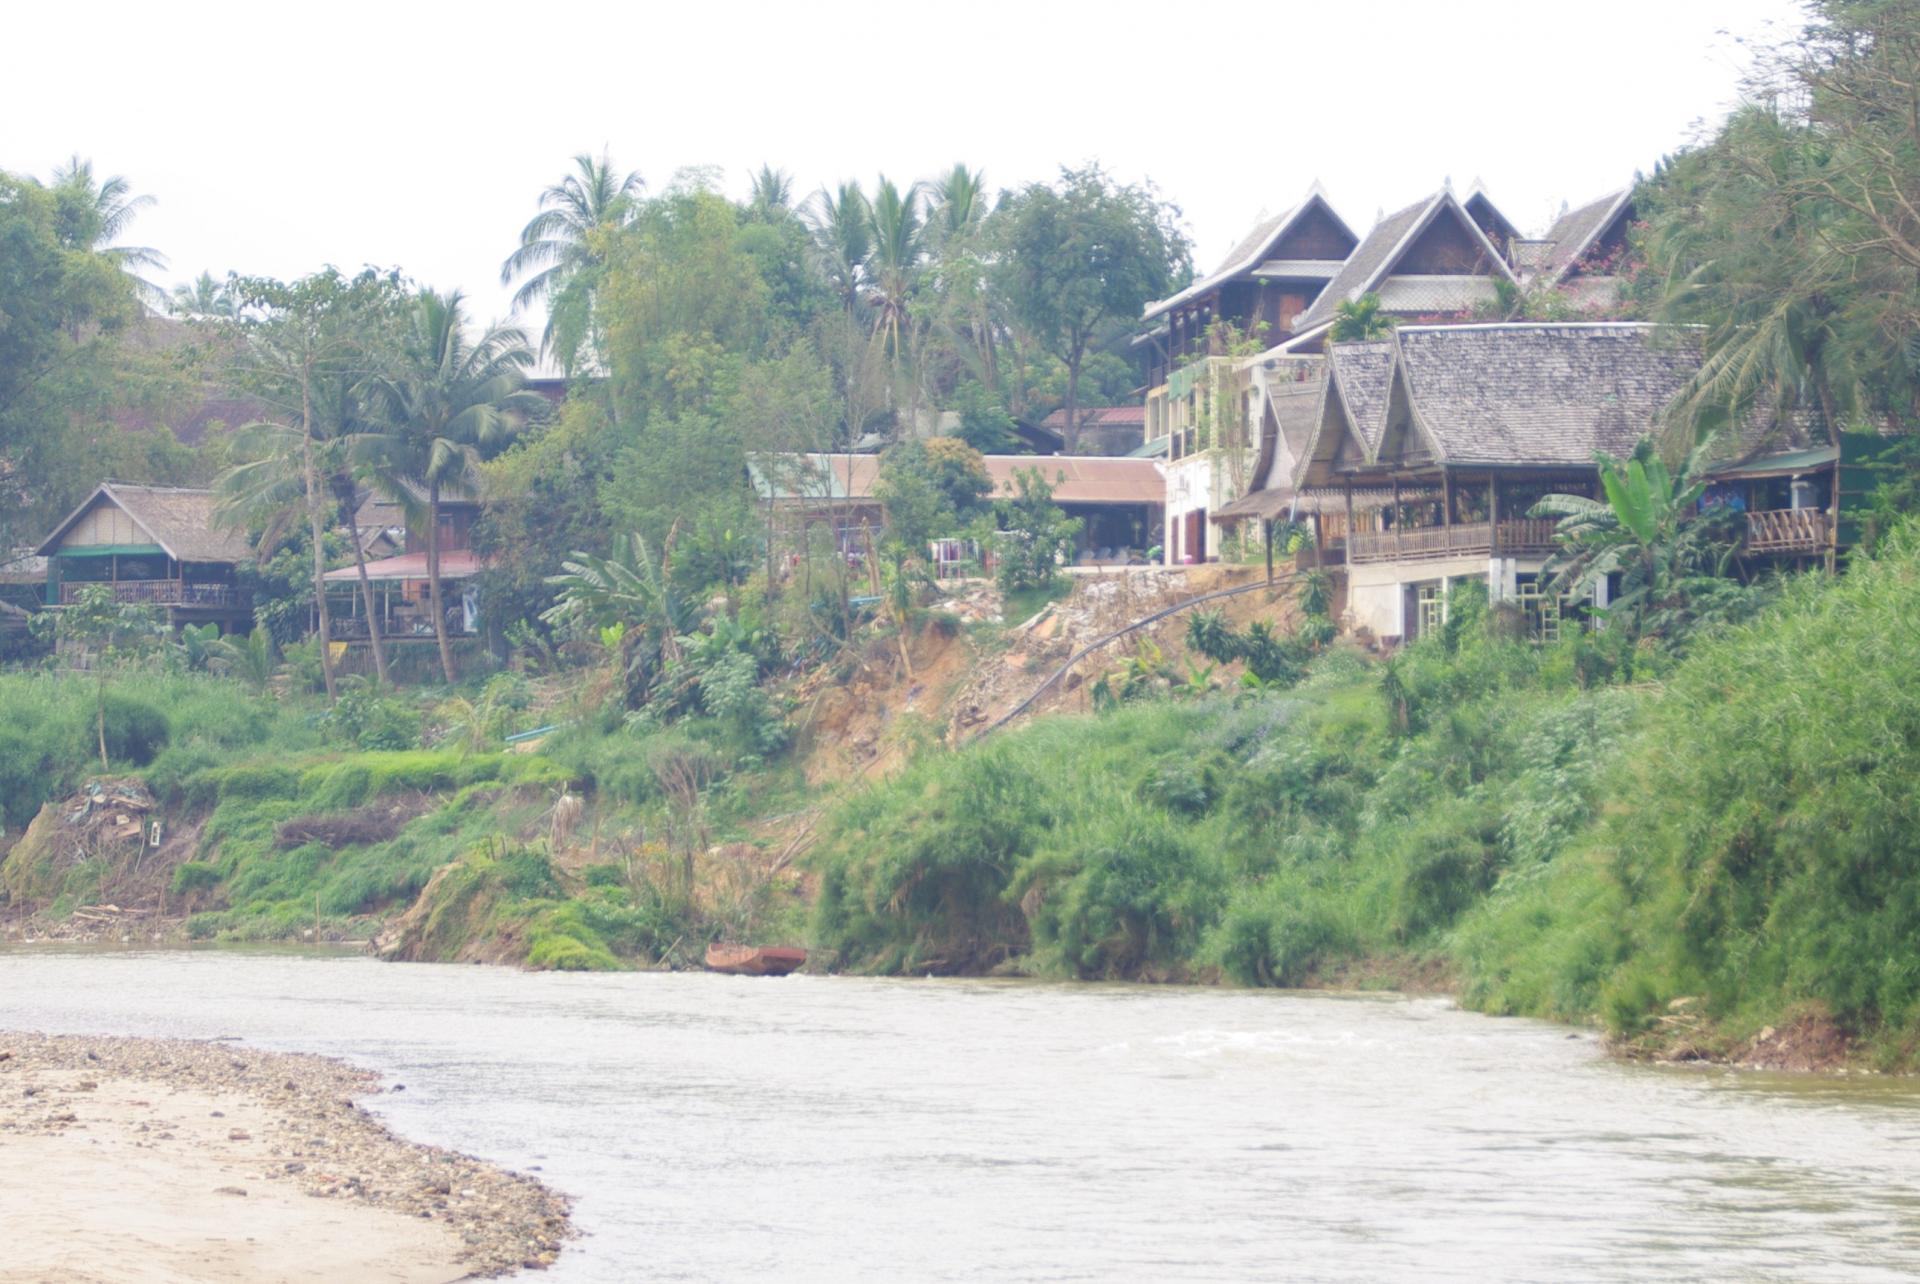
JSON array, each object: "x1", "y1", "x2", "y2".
[{"x1": 1, "y1": 948, "x2": 1918, "y2": 1282}]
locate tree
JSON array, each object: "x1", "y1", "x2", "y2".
[
  {"x1": 0, "y1": 170, "x2": 141, "y2": 551},
  {"x1": 543, "y1": 532, "x2": 697, "y2": 706},
  {"x1": 46, "y1": 156, "x2": 165, "y2": 302},
  {"x1": 170, "y1": 270, "x2": 240, "y2": 319},
  {"x1": 993, "y1": 467, "x2": 1082, "y2": 592},
  {"x1": 57, "y1": 584, "x2": 166, "y2": 768},
  {"x1": 747, "y1": 165, "x2": 795, "y2": 218},
  {"x1": 863, "y1": 177, "x2": 926, "y2": 373},
  {"x1": 1329, "y1": 293, "x2": 1394, "y2": 342},
  {"x1": 993, "y1": 166, "x2": 1189, "y2": 451},
  {"x1": 1532, "y1": 437, "x2": 1741, "y2": 643},
  {"x1": 377, "y1": 289, "x2": 540, "y2": 684},
  {"x1": 207, "y1": 626, "x2": 279, "y2": 695},
  {"x1": 804, "y1": 182, "x2": 872, "y2": 315},
  {"x1": 874, "y1": 437, "x2": 992, "y2": 554},
  {"x1": 220, "y1": 270, "x2": 403, "y2": 700},
  {"x1": 500, "y1": 152, "x2": 644, "y2": 371}
]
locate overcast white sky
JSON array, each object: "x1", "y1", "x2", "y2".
[{"x1": 6, "y1": 0, "x2": 1804, "y2": 343}]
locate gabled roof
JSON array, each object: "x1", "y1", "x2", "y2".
[
  {"x1": 1294, "y1": 189, "x2": 1517, "y2": 334},
  {"x1": 1387, "y1": 323, "x2": 1697, "y2": 467},
  {"x1": 34, "y1": 483, "x2": 253, "y2": 563},
  {"x1": 1142, "y1": 188, "x2": 1355, "y2": 321},
  {"x1": 1327, "y1": 340, "x2": 1397, "y2": 453},
  {"x1": 1540, "y1": 188, "x2": 1634, "y2": 282}
]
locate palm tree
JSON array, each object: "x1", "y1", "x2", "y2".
[
  {"x1": 377, "y1": 290, "x2": 542, "y2": 684},
  {"x1": 48, "y1": 156, "x2": 165, "y2": 302},
  {"x1": 926, "y1": 164, "x2": 987, "y2": 244},
  {"x1": 864, "y1": 177, "x2": 928, "y2": 368},
  {"x1": 170, "y1": 270, "x2": 240, "y2": 319},
  {"x1": 748, "y1": 165, "x2": 795, "y2": 218},
  {"x1": 804, "y1": 182, "x2": 872, "y2": 314},
  {"x1": 208, "y1": 627, "x2": 280, "y2": 695},
  {"x1": 1329, "y1": 293, "x2": 1393, "y2": 342},
  {"x1": 499, "y1": 153, "x2": 643, "y2": 368},
  {"x1": 1531, "y1": 437, "x2": 1734, "y2": 641}
]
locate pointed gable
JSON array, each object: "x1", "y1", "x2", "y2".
[
  {"x1": 1293, "y1": 189, "x2": 1516, "y2": 334},
  {"x1": 34, "y1": 483, "x2": 252, "y2": 563},
  {"x1": 1142, "y1": 188, "x2": 1356, "y2": 321},
  {"x1": 1541, "y1": 189, "x2": 1634, "y2": 282}
]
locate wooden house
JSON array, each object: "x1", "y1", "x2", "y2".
[
  {"x1": 320, "y1": 491, "x2": 487, "y2": 644},
  {"x1": 1286, "y1": 322, "x2": 1833, "y2": 642},
  {"x1": 748, "y1": 451, "x2": 1168, "y2": 567},
  {"x1": 33, "y1": 483, "x2": 252, "y2": 633}
]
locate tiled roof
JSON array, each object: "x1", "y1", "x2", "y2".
[
  {"x1": 1373, "y1": 275, "x2": 1502, "y2": 315},
  {"x1": 1540, "y1": 189, "x2": 1632, "y2": 280},
  {"x1": 36, "y1": 483, "x2": 253, "y2": 563},
  {"x1": 322, "y1": 550, "x2": 487, "y2": 582},
  {"x1": 1390, "y1": 323, "x2": 1697, "y2": 467},
  {"x1": 1328, "y1": 341, "x2": 1396, "y2": 452},
  {"x1": 1294, "y1": 190, "x2": 1516, "y2": 334},
  {"x1": 1038, "y1": 405, "x2": 1146, "y2": 429},
  {"x1": 1143, "y1": 190, "x2": 1353, "y2": 321}
]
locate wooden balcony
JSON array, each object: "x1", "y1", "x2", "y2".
[
  {"x1": 1746, "y1": 508, "x2": 1828, "y2": 554},
  {"x1": 59, "y1": 580, "x2": 240, "y2": 608},
  {"x1": 1348, "y1": 519, "x2": 1559, "y2": 565}
]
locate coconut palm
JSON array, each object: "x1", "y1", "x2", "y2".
[
  {"x1": 926, "y1": 164, "x2": 987, "y2": 244},
  {"x1": 864, "y1": 177, "x2": 928, "y2": 367},
  {"x1": 169, "y1": 270, "x2": 240, "y2": 319},
  {"x1": 48, "y1": 156, "x2": 165, "y2": 301},
  {"x1": 748, "y1": 165, "x2": 795, "y2": 218},
  {"x1": 376, "y1": 290, "x2": 542, "y2": 684},
  {"x1": 804, "y1": 182, "x2": 872, "y2": 314},
  {"x1": 500, "y1": 152, "x2": 643, "y2": 368}
]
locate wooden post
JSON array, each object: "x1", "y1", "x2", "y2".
[
  {"x1": 1263, "y1": 518, "x2": 1274, "y2": 586},
  {"x1": 1391, "y1": 477, "x2": 1402, "y2": 559},
  {"x1": 1441, "y1": 469, "x2": 1453, "y2": 527},
  {"x1": 1344, "y1": 482, "x2": 1355, "y2": 567},
  {"x1": 1312, "y1": 512, "x2": 1325, "y2": 569},
  {"x1": 1488, "y1": 474, "x2": 1501, "y2": 557}
]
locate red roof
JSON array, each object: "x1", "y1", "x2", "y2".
[
  {"x1": 322, "y1": 550, "x2": 487, "y2": 582},
  {"x1": 1039, "y1": 405, "x2": 1147, "y2": 430},
  {"x1": 984, "y1": 456, "x2": 1163, "y2": 505}
]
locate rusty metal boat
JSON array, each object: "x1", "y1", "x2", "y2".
[{"x1": 704, "y1": 943, "x2": 808, "y2": 977}]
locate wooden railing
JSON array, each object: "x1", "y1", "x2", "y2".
[
  {"x1": 1746, "y1": 508, "x2": 1828, "y2": 553},
  {"x1": 1347, "y1": 519, "x2": 1560, "y2": 565},
  {"x1": 59, "y1": 581, "x2": 239, "y2": 608}
]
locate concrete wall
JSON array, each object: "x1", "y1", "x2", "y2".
[{"x1": 1344, "y1": 555, "x2": 1553, "y2": 640}]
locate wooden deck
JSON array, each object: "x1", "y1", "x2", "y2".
[
  {"x1": 1347, "y1": 519, "x2": 1558, "y2": 565},
  {"x1": 59, "y1": 580, "x2": 239, "y2": 608},
  {"x1": 1745, "y1": 508, "x2": 1828, "y2": 554}
]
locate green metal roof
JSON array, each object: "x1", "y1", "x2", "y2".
[
  {"x1": 1712, "y1": 446, "x2": 1837, "y2": 478},
  {"x1": 1127, "y1": 435, "x2": 1171, "y2": 459}
]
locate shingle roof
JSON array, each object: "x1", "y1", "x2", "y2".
[
  {"x1": 1540, "y1": 189, "x2": 1632, "y2": 280},
  {"x1": 35, "y1": 483, "x2": 253, "y2": 563},
  {"x1": 1390, "y1": 323, "x2": 1700, "y2": 467},
  {"x1": 1327, "y1": 341, "x2": 1396, "y2": 452},
  {"x1": 1142, "y1": 190, "x2": 1354, "y2": 321},
  {"x1": 1294, "y1": 190, "x2": 1517, "y2": 333}
]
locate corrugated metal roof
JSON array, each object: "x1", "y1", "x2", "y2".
[
  {"x1": 322, "y1": 550, "x2": 488, "y2": 582},
  {"x1": 749, "y1": 452, "x2": 1165, "y2": 506}
]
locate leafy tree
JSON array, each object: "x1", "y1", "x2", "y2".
[
  {"x1": 875, "y1": 437, "x2": 992, "y2": 554},
  {"x1": 949, "y1": 379, "x2": 1022, "y2": 453},
  {"x1": 374, "y1": 288, "x2": 540, "y2": 683},
  {"x1": 57, "y1": 584, "x2": 166, "y2": 768},
  {"x1": 993, "y1": 166, "x2": 1189, "y2": 451},
  {"x1": 0, "y1": 170, "x2": 142, "y2": 550},
  {"x1": 500, "y1": 152, "x2": 644, "y2": 371},
  {"x1": 1329, "y1": 293, "x2": 1393, "y2": 342},
  {"x1": 993, "y1": 466, "x2": 1081, "y2": 592}
]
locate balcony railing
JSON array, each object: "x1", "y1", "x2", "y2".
[
  {"x1": 59, "y1": 580, "x2": 239, "y2": 608},
  {"x1": 1746, "y1": 507, "x2": 1829, "y2": 554},
  {"x1": 1347, "y1": 519, "x2": 1559, "y2": 565}
]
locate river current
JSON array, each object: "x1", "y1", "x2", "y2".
[{"x1": 1, "y1": 947, "x2": 1917, "y2": 1282}]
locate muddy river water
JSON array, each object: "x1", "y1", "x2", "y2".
[{"x1": 2, "y1": 947, "x2": 1918, "y2": 1281}]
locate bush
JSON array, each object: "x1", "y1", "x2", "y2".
[{"x1": 100, "y1": 692, "x2": 170, "y2": 765}]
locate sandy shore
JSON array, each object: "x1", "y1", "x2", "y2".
[{"x1": 0, "y1": 1033, "x2": 572, "y2": 1284}]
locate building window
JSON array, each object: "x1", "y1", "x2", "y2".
[
  {"x1": 1513, "y1": 575, "x2": 1562, "y2": 643},
  {"x1": 1414, "y1": 582, "x2": 1445, "y2": 639}
]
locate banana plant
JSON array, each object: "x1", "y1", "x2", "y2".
[{"x1": 1532, "y1": 436, "x2": 1731, "y2": 641}]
